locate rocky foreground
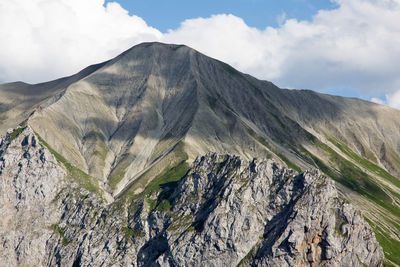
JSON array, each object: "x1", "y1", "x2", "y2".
[{"x1": 0, "y1": 127, "x2": 383, "y2": 266}]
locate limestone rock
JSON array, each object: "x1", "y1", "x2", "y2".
[
  {"x1": 0, "y1": 128, "x2": 384, "y2": 266},
  {"x1": 0, "y1": 126, "x2": 66, "y2": 267}
]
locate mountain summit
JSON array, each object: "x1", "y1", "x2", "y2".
[
  {"x1": 27, "y1": 42, "x2": 322, "y2": 196},
  {"x1": 4, "y1": 43, "x2": 398, "y2": 195},
  {"x1": 1, "y1": 42, "x2": 400, "y2": 265}
]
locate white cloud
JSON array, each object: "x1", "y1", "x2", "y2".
[
  {"x1": 163, "y1": 0, "x2": 400, "y2": 96},
  {"x1": 388, "y1": 91, "x2": 400, "y2": 109},
  {"x1": 276, "y1": 12, "x2": 287, "y2": 26},
  {"x1": 163, "y1": 15, "x2": 284, "y2": 79},
  {"x1": 0, "y1": 0, "x2": 161, "y2": 83},
  {"x1": 1, "y1": 0, "x2": 400, "y2": 101},
  {"x1": 372, "y1": 90, "x2": 400, "y2": 109},
  {"x1": 371, "y1": 97, "x2": 386, "y2": 105}
]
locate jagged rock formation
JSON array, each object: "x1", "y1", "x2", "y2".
[
  {"x1": 0, "y1": 127, "x2": 383, "y2": 266},
  {"x1": 0, "y1": 127, "x2": 66, "y2": 266}
]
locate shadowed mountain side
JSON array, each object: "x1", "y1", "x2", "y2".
[
  {"x1": 22, "y1": 42, "x2": 400, "y2": 200},
  {"x1": 28, "y1": 43, "x2": 321, "y2": 196},
  {"x1": 28, "y1": 44, "x2": 201, "y2": 194},
  {"x1": 267, "y1": 86, "x2": 400, "y2": 176}
]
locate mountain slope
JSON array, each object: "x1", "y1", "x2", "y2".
[
  {"x1": 0, "y1": 128, "x2": 383, "y2": 266},
  {"x1": 21, "y1": 43, "x2": 400, "y2": 194},
  {"x1": 0, "y1": 61, "x2": 109, "y2": 133},
  {"x1": 24, "y1": 43, "x2": 324, "y2": 195},
  {"x1": 1, "y1": 42, "x2": 400, "y2": 265}
]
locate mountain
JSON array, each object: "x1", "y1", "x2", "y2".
[
  {"x1": 0, "y1": 61, "x2": 108, "y2": 134},
  {"x1": 0, "y1": 42, "x2": 399, "y2": 265},
  {"x1": 0, "y1": 128, "x2": 383, "y2": 266}
]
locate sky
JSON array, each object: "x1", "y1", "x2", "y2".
[
  {"x1": 105, "y1": 0, "x2": 338, "y2": 32},
  {"x1": 1, "y1": 0, "x2": 400, "y2": 108}
]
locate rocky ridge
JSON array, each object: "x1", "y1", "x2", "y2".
[{"x1": 0, "y1": 127, "x2": 383, "y2": 266}]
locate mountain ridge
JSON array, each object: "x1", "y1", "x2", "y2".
[
  {"x1": 1, "y1": 42, "x2": 400, "y2": 265},
  {"x1": 0, "y1": 127, "x2": 384, "y2": 266}
]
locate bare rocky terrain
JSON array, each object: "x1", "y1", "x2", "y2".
[
  {"x1": 0, "y1": 42, "x2": 399, "y2": 266},
  {"x1": 0, "y1": 127, "x2": 383, "y2": 266}
]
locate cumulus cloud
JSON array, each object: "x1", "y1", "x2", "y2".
[
  {"x1": 163, "y1": 0, "x2": 400, "y2": 96},
  {"x1": 0, "y1": 0, "x2": 161, "y2": 83},
  {"x1": 163, "y1": 15, "x2": 283, "y2": 79},
  {"x1": 388, "y1": 91, "x2": 400, "y2": 109},
  {"x1": 1, "y1": 0, "x2": 400, "y2": 101},
  {"x1": 371, "y1": 90, "x2": 400, "y2": 109}
]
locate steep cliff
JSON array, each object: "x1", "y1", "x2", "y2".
[{"x1": 0, "y1": 127, "x2": 383, "y2": 266}]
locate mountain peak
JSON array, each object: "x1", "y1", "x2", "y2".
[
  {"x1": 110, "y1": 41, "x2": 196, "y2": 65},
  {"x1": 1, "y1": 42, "x2": 400, "y2": 264}
]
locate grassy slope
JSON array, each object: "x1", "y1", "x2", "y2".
[
  {"x1": 34, "y1": 131, "x2": 103, "y2": 197},
  {"x1": 7, "y1": 126, "x2": 26, "y2": 142},
  {"x1": 305, "y1": 140, "x2": 400, "y2": 266},
  {"x1": 242, "y1": 116, "x2": 400, "y2": 265},
  {"x1": 118, "y1": 141, "x2": 189, "y2": 204}
]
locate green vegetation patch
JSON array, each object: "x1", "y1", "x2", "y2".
[
  {"x1": 93, "y1": 142, "x2": 108, "y2": 163},
  {"x1": 121, "y1": 226, "x2": 145, "y2": 241},
  {"x1": 330, "y1": 138, "x2": 400, "y2": 190},
  {"x1": 245, "y1": 125, "x2": 269, "y2": 148},
  {"x1": 167, "y1": 214, "x2": 193, "y2": 232},
  {"x1": 313, "y1": 141, "x2": 400, "y2": 219},
  {"x1": 108, "y1": 159, "x2": 129, "y2": 190},
  {"x1": 139, "y1": 158, "x2": 189, "y2": 211},
  {"x1": 35, "y1": 131, "x2": 102, "y2": 196},
  {"x1": 304, "y1": 141, "x2": 400, "y2": 265},
  {"x1": 51, "y1": 224, "x2": 70, "y2": 246},
  {"x1": 119, "y1": 141, "x2": 189, "y2": 203},
  {"x1": 7, "y1": 126, "x2": 26, "y2": 142},
  {"x1": 275, "y1": 152, "x2": 302, "y2": 173},
  {"x1": 312, "y1": 141, "x2": 389, "y2": 202},
  {"x1": 156, "y1": 199, "x2": 172, "y2": 211},
  {"x1": 365, "y1": 218, "x2": 400, "y2": 266},
  {"x1": 143, "y1": 159, "x2": 190, "y2": 208},
  {"x1": 238, "y1": 246, "x2": 257, "y2": 266},
  {"x1": 120, "y1": 157, "x2": 189, "y2": 211}
]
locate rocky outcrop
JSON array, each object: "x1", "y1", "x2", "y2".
[
  {"x1": 0, "y1": 127, "x2": 383, "y2": 266},
  {"x1": 138, "y1": 154, "x2": 383, "y2": 266},
  {"x1": 0, "y1": 126, "x2": 66, "y2": 266}
]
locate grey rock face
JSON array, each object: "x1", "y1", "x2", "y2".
[
  {"x1": 0, "y1": 126, "x2": 66, "y2": 267},
  {"x1": 0, "y1": 128, "x2": 383, "y2": 266},
  {"x1": 140, "y1": 153, "x2": 383, "y2": 267}
]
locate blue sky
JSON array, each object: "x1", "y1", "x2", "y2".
[
  {"x1": 105, "y1": 0, "x2": 337, "y2": 32},
  {"x1": 1, "y1": 0, "x2": 400, "y2": 108}
]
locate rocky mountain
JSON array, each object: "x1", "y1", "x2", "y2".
[
  {"x1": 0, "y1": 42, "x2": 399, "y2": 265},
  {"x1": 0, "y1": 127, "x2": 383, "y2": 266}
]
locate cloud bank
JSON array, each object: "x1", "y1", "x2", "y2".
[
  {"x1": 1, "y1": 0, "x2": 400, "y2": 108},
  {"x1": 0, "y1": 0, "x2": 161, "y2": 82}
]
